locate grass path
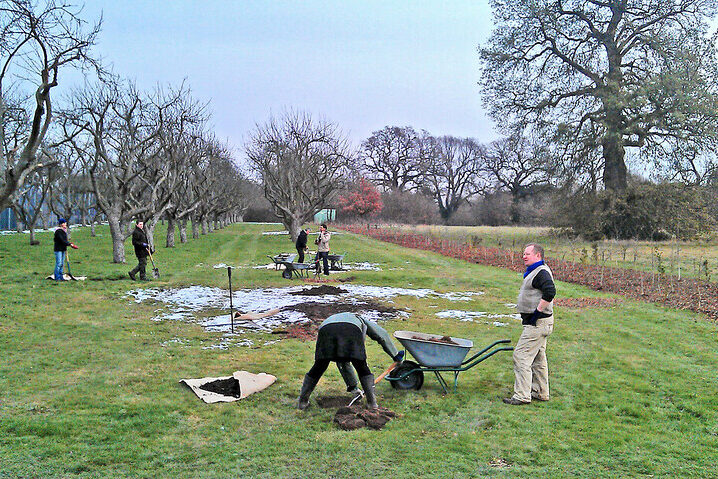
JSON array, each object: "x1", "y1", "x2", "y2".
[{"x1": 1, "y1": 223, "x2": 717, "y2": 478}]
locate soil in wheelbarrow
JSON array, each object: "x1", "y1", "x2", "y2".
[
  {"x1": 412, "y1": 335, "x2": 459, "y2": 345},
  {"x1": 279, "y1": 300, "x2": 404, "y2": 341},
  {"x1": 198, "y1": 377, "x2": 241, "y2": 398}
]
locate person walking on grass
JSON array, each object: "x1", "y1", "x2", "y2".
[
  {"x1": 128, "y1": 220, "x2": 151, "y2": 281},
  {"x1": 53, "y1": 218, "x2": 78, "y2": 281},
  {"x1": 504, "y1": 243, "x2": 556, "y2": 405},
  {"x1": 297, "y1": 312, "x2": 404, "y2": 410},
  {"x1": 295, "y1": 227, "x2": 310, "y2": 263},
  {"x1": 314, "y1": 223, "x2": 331, "y2": 275}
]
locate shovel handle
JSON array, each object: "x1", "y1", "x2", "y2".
[{"x1": 375, "y1": 362, "x2": 399, "y2": 385}]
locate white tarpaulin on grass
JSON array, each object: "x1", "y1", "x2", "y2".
[
  {"x1": 45, "y1": 274, "x2": 87, "y2": 281},
  {"x1": 180, "y1": 371, "x2": 277, "y2": 403}
]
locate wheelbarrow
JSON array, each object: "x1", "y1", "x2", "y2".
[{"x1": 386, "y1": 330, "x2": 513, "y2": 394}]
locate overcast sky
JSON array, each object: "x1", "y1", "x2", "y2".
[{"x1": 73, "y1": 1, "x2": 497, "y2": 159}]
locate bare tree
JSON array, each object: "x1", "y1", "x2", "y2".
[
  {"x1": 0, "y1": 0, "x2": 100, "y2": 210},
  {"x1": 484, "y1": 133, "x2": 551, "y2": 223},
  {"x1": 64, "y1": 79, "x2": 162, "y2": 263},
  {"x1": 480, "y1": 0, "x2": 718, "y2": 192},
  {"x1": 420, "y1": 135, "x2": 488, "y2": 223},
  {"x1": 360, "y1": 126, "x2": 424, "y2": 191},
  {"x1": 245, "y1": 111, "x2": 352, "y2": 241},
  {"x1": 11, "y1": 164, "x2": 50, "y2": 244}
]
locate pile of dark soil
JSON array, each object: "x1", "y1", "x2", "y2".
[
  {"x1": 413, "y1": 335, "x2": 458, "y2": 345},
  {"x1": 290, "y1": 285, "x2": 348, "y2": 296},
  {"x1": 280, "y1": 300, "x2": 405, "y2": 340},
  {"x1": 333, "y1": 405, "x2": 397, "y2": 430},
  {"x1": 198, "y1": 377, "x2": 241, "y2": 398}
]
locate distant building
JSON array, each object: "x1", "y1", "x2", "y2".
[{"x1": 313, "y1": 209, "x2": 336, "y2": 224}]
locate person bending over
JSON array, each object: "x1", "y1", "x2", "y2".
[{"x1": 297, "y1": 312, "x2": 404, "y2": 410}]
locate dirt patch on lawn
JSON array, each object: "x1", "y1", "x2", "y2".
[
  {"x1": 198, "y1": 377, "x2": 242, "y2": 398},
  {"x1": 333, "y1": 405, "x2": 398, "y2": 430},
  {"x1": 554, "y1": 297, "x2": 622, "y2": 309},
  {"x1": 281, "y1": 300, "x2": 404, "y2": 341},
  {"x1": 290, "y1": 285, "x2": 348, "y2": 296}
]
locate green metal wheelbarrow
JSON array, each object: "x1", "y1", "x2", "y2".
[{"x1": 386, "y1": 330, "x2": 513, "y2": 394}]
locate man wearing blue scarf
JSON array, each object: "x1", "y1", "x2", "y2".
[{"x1": 504, "y1": 243, "x2": 556, "y2": 405}]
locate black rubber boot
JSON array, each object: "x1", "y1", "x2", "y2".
[
  {"x1": 359, "y1": 374, "x2": 378, "y2": 409},
  {"x1": 297, "y1": 375, "x2": 319, "y2": 410},
  {"x1": 337, "y1": 362, "x2": 359, "y2": 393}
]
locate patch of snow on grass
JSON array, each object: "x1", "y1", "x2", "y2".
[
  {"x1": 128, "y1": 284, "x2": 488, "y2": 345},
  {"x1": 436, "y1": 310, "x2": 519, "y2": 322}
]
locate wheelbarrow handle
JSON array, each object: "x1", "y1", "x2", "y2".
[{"x1": 461, "y1": 339, "x2": 512, "y2": 366}]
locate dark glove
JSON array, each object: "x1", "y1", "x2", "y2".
[
  {"x1": 142, "y1": 243, "x2": 148, "y2": 248},
  {"x1": 393, "y1": 351, "x2": 405, "y2": 365},
  {"x1": 70, "y1": 243, "x2": 79, "y2": 250},
  {"x1": 528, "y1": 309, "x2": 542, "y2": 326}
]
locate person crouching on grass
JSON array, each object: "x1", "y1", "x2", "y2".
[
  {"x1": 53, "y1": 218, "x2": 78, "y2": 281},
  {"x1": 504, "y1": 242, "x2": 556, "y2": 405},
  {"x1": 297, "y1": 312, "x2": 404, "y2": 410}
]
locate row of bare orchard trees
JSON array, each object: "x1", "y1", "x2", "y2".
[
  {"x1": 1, "y1": 1, "x2": 253, "y2": 262},
  {"x1": 244, "y1": 111, "x2": 553, "y2": 240}
]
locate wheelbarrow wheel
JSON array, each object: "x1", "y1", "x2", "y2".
[
  {"x1": 388, "y1": 361, "x2": 424, "y2": 390},
  {"x1": 282, "y1": 269, "x2": 292, "y2": 279}
]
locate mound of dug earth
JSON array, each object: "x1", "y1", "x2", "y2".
[
  {"x1": 280, "y1": 300, "x2": 404, "y2": 341},
  {"x1": 290, "y1": 285, "x2": 348, "y2": 296},
  {"x1": 333, "y1": 405, "x2": 398, "y2": 430}
]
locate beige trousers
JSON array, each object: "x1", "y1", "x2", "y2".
[{"x1": 512, "y1": 316, "x2": 554, "y2": 402}]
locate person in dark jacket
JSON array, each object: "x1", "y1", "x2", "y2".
[
  {"x1": 295, "y1": 227, "x2": 310, "y2": 263},
  {"x1": 128, "y1": 220, "x2": 150, "y2": 281},
  {"x1": 297, "y1": 312, "x2": 404, "y2": 410},
  {"x1": 53, "y1": 218, "x2": 78, "y2": 281}
]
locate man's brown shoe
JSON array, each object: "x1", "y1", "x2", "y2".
[
  {"x1": 531, "y1": 395, "x2": 549, "y2": 402},
  {"x1": 502, "y1": 397, "x2": 530, "y2": 405}
]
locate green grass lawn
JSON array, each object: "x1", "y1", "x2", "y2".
[{"x1": 1, "y1": 223, "x2": 717, "y2": 478}]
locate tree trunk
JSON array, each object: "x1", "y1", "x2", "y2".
[
  {"x1": 602, "y1": 133, "x2": 628, "y2": 192},
  {"x1": 144, "y1": 223, "x2": 156, "y2": 251},
  {"x1": 180, "y1": 219, "x2": 188, "y2": 243},
  {"x1": 90, "y1": 220, "x2": 96, "y2": 237},
  {"x1": 285, "y1": 215, "x2": 303, "y2": 243},
  {"x1": 166, "y1": 217, "x2": 176, "y2": 248},
  {"x1": 109, "y1": 218, "x2": 126, "y2": 263},
  {"x1": 29, "y1": 227, "x2": 36, "y2": 244},
  {"x1": 192, "y1": 217, "x2": 200, "y2": 239},
  {"x1": 202, "y1": 219, "x2": 208, "y2": 234},
  {"x1": 510, "y1": 193, "x2": 521, "y2": 224}
]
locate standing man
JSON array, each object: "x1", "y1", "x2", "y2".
[
  {"x1": 295, "y1": 227, "x2": 310, "y2": 263},
  {"x1": 128, "y1": 220, "x2": 150, "y2": 281},
  {"x1": 314, "y1": 223, "x2": 331, "y2": 275},
  {"x1": 504, "y1": 243, "x2": 556, "y2": 405},
  {"x1": 53, "y1": 218, "x2": 78, "y2": 281}
]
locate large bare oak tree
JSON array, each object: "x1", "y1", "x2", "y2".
[{"x1": 480, "y1": 0, "x2": 718, "y2": 192}]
